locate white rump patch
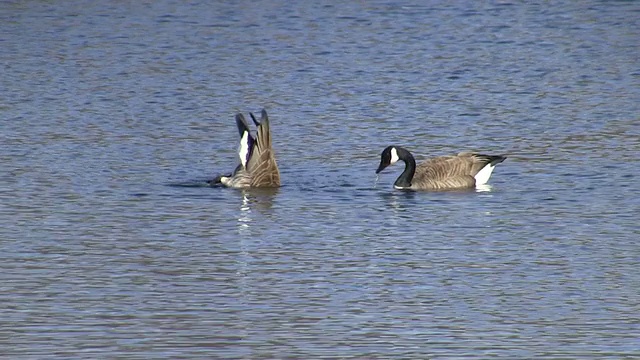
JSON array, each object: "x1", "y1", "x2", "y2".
[
  {"x1": 238, "y1": 131, "x2": 250, "y2": 168},
  {"x1": 474, "y1": 163, "x2": 496, "y2": 186},
  {"x1": 390, "y1": 147, "x2": 400, "y2": 164}
]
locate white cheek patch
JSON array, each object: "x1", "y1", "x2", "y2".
[
  {"x1": 390, "y1": 147, "x2": 400, "y2": 164},
  {"x1": 238, "y1": 131, "x2": 251, "y2": 168}
]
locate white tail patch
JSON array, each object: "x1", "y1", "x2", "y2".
[
  {"x1": 474, "y1": 163, "x2": 496, "y2": 186},
  {"x1": 238, "y1": 131, "x2": 250, "y2": 168},
  {"x1": 390, "y1": 147, "x2": 400, "y2": 164}
]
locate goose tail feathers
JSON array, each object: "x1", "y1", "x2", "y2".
[{"x1": 474, "y1": 154, "x2": 507, "y2": 186}]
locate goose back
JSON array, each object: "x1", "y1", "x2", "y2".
[
  {"x1": 412, "y1": 153, "x2": 504, "y2": 190},
  {"x1": 246, "y1": 110, "x2": 280, "y2": 187}
]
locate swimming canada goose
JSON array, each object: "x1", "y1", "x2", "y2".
[
  {"x1": 376, "y1": 146, "x2": 506, "y2": 191},
  {"x1": 211, "y1": 109, "x2": 280, "y2": 188}
]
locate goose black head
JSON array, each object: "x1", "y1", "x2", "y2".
[{"x1": 376, "y1": 146, "x2": 400, "y2": 174}]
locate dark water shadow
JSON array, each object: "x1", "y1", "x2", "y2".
[{"x1": 166, "y1": 178, "x2": 217, "y2": 188}]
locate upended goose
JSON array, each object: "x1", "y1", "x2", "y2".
[
  {"x1": 210, "y1": 109, "x2": 280, "y2": 188},
  {"x1": 376, "y1": 146, "x2": 506, "y2": 191}
]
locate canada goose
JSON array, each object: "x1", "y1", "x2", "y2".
[
  {"x1": 211, "y1": 109, "x2": 280, "y2": 188},
  {"x1": 376, "y1": 146, "x2": 506, "y2": 191}
]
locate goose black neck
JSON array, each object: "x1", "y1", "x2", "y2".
[{"x1": 394, "y1": 147, "x2": 416, "y2": 189}]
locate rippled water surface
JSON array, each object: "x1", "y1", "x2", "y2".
[{"x1": 2, "y1": 1, "x2": 639, "y2": 358}]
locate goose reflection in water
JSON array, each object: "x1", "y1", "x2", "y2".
[{"x1": 235, "y1": 188, "x2": 279, "y2": 236}]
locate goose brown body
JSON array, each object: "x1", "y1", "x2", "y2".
[{"x1": 214, "y1": 109, "x2": 280, "y2": 188}]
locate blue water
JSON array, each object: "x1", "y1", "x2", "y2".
[{"x1": 1, "y1": 1, "x2": 639, "y2": 358}]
